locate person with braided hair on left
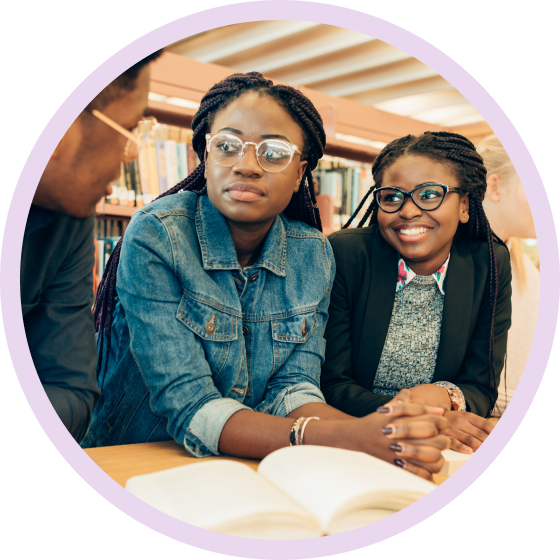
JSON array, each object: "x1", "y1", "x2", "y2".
[
  {"x1": 321, "y1": 131, "x2": 512, "y2": 456},
  {"x1": 81, "y1": 73, "x2": 452, "y2": 481}
]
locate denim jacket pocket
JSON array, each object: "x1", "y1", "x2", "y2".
[
  {"x1": 271, "y1": 306, "x2": 319, "y2": 373},
  {"x1": 271, "y1": 306, "x2": 319, "y2": 343},
  {"x1": 177, "y1": 289, "x2": 240, "y2": 379}
]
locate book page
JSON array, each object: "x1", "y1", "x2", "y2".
[
  {"x1": 126, "y1": 460, "x2": 319, "y2": 537},
  {"x1": 258, "y1": 446, "x2": 436, "y2": 532},
  {"x1": 440, "y1": 449, "x2": 471, "y2": 476}
]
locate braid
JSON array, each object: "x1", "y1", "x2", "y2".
[
  {"x1": 93, "y1": 72, "x2": 326, "y2": 375},
  {"x1": 350, "y1": 130, "x2": 509, "y2": 411}
]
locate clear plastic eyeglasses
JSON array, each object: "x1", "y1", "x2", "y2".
[
  {"x1": 374, "y1": 183, "x2": 465, "y2": 213},
  {"x1": 91, "y1": 109, "x2": 157, "y2": 161},
  {"x1": 205, "y1": 133, "x2": 302, "y2": 173}
]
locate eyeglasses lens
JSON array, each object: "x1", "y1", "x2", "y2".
[
  {"x1": 210, "y1": 135, "x2": 243, "y2": 166},
  {"x1": 377, "y1": 185, "x2": 445, "y2": 211},
  {"x1": 413, "y1": 185, "x2": 445, "y2": 209},
  {"x1": 257, "y1": 141, "x2": 292, "y2": 172},
  {"x1": 209, "y1": 134, "x2": 293, "y2": 172}
]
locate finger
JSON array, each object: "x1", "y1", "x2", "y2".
[
  {"x1": 393, "y1": 388, "x2": 413, "y2": 404},
  {"x1": 449, "y1": 437, "x2": 473, "y2": 454},
  {"x1": 377, "y1": 403, "x2": 446, "y2": 418},
  {"x1": 398, "y1": 435, "x2": 452, "y2": 451},
  {"x1": 389, "y1": 442, "x2": 443, "y2": 464},
  {"x1": 385, "y1": 388, "x2": 413, "y2": 406},
  {"x1": 467, "y1": 414, "x2": 496, "y2": 435},
  {"x1": 392, "y1": 414, "x2": 450, "y2": 432},
  {"x1": 442, "y1": 428, "x2": 484, "y2": 451},
  {"x1": 393, "y1": 459, "x2": 434, "y2": 481},
  {"x1": 383, "y1": 420, "x2": 441, "y2": 439},
  {"x1": 405, "y1": 455, "x2": 446, "y2": 475}
]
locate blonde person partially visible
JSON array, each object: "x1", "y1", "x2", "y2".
[{"x1": 476, "y1": 135, "x2": 539, "y2": 416}]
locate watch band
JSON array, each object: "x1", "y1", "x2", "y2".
[{"x1": 433, "y1": 381, "x2": 467, "y2": 412}]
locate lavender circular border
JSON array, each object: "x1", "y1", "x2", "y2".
[{"x1": 2, "y1": 2, "x2": 557, "y2": 558}]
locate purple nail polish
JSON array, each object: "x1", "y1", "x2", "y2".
[
  {"x1": 382, "y1": 426, "x2": 394, "y2": 435},
  {"x1": 389, "y1": 444, "x2": 402, "y2": 452},
  {"x1": 394, "y1": 459, "x2": 405, "y2": 468},
  {"x1": 377, "y1": 407, "x2": 390, "y2": 413}
]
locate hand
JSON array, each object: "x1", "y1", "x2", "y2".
[
  {"x1": 442, "y1": 411, "x2": 495, "y2": 453},
  {"x1": 347, "y1": 390, "x2": 451, "y2": 481},
  {"x1": 385, "y1": 384, "x2": 452, "y2": 409}
]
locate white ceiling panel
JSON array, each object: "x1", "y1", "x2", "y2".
[{"x1": 169, "y1": 21, "x2": 485, "y2": 127}]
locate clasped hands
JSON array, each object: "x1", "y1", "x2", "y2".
[
  {"x1": 366, "y1": 387, "x2": 495, "y2": 480},
  {"x1": 365, "y1": 388, "x2": 450, "y2": 480}
]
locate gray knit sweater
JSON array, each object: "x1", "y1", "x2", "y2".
[{"x1": 372, "y1": 274, "x2": 444, "y2": 396}]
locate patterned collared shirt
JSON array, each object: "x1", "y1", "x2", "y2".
[{"x1": 396, "y1": 254, "x2": 450, "y2": 295}]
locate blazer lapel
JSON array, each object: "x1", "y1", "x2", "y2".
[
  {"x1": 355, "y1": 229, "x2": 398, "y2": 389},
  {"x1": 433, "y1": 239, "x2": 474, "y2": 381}
]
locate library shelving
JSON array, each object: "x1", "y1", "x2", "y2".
[{"x1": 96, "y1": 51, "x2": 494, "y2": 246}]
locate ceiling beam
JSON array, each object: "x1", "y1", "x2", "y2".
[
  {"x1": 373, "y1": 90, "x2": 469, "y2": 117},
  {"x1": 411, "y1": 102, "x2": 481, "y2": 125},
  {"x1": 313, "y1": 58, "x2": 437, "y2": 97},
  {"x1": 169, "y1": 21, "x2": 320, "y2": 63},
  {"x1": 230, "y1": 26, "x2": 375, "y2": 74},
  {"x1": 269, "y1": 40, "x2": 410, "y2": 86},
  {"x1": 347, "y1": 75, "x2": 454, "y2": 105}
]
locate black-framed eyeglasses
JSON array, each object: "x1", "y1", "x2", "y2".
[
  {"x1": 205, "y1": 133, "x2": 302, "y2": 173},
  {"x1": 373, "y1": 183, "x2": 465, "y2": 213}
]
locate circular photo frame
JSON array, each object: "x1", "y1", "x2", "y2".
[{"x1": 2, "y1": 2, "x2": 557, "y2": 558}]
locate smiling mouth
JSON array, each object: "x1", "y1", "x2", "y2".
[{"x1": 397, "y1": 227, "x2": 431, "y2": 236}]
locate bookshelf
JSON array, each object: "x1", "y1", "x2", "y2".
[{"x1": 98, "y1": 53, "x2": 449, "y2": 220}]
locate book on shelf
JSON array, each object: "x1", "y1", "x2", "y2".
[
  {"x1": 314, "y1": 157, "x2": 372, "y2": 231},
  {"x1": 95, "y1": 237, "x2": 121, "y2": 286},
  {"x1": 105, "y1": 123, "x2": 198, "y2": 210},
  {"x1": 125, "y1": 445, "x2": 436, "y2": 539}
]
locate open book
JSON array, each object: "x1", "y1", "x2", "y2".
[{"x1": 126, "y1": 445, "x2": 436, "y2": 539}]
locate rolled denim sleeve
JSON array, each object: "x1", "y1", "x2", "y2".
[
  {"x1": 255, "y1": 238, "x2": 335, "y2": 417},
  {"x1": 117, "y1": 212, "x2": 249, "y2": 457}
]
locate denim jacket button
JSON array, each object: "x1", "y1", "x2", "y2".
[
  {"x1": 205, "y1": 315, "x2": 216, "y2": 334},
  {"x1": 249, "y1": 274, "x2": 259, "y2": 282},
  {"x1": 242, "y1": 326, "x2": 249, "y2": 336}
]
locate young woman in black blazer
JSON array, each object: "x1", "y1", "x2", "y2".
[{"x1": 321, "y1": 131, "x2": 512, "y2": 455}]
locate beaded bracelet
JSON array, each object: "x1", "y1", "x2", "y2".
[
  {"x1": 289, "y1": 417, "x2": 305, "y2": 446},
  {"x1": 289, "y1": 416, "x2": 320, "y2": 446}
]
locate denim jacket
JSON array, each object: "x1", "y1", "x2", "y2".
[{"x1": 82, "y1": 192, "x2": 335, "y2": 456}]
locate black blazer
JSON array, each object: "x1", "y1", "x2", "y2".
[{"x1": 321, "y1": 225, "x2": 512, "y2": 418}]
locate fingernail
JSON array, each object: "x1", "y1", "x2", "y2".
[
  {"x1": 394, "y1": 459, "x2": 405, "y2": 468},
  {"x1": 389, "y1": 444, "x2": 402, "y2": 452},
  {"x1": 464, "y1": 446, "x2": 473, "y2": 454},
  {"x1": 382, "y1": 426, "x2": 395, "y2": 435},
  {"x1": 377, "y1": 407, "x2": 392, "y2": 413},
  {"x1": 443, "y1": 407, "x2": 451, "y2": 412},
  {"x1": 396, "y1": 399, "x2": 404, "y2": 403}
]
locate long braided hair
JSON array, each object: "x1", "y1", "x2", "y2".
[
  {"x1": 94, "y1": 72, "x2": 326, "y2": 373},
  {"x1": 345, "y1": 131, "x2": 509, "y2": 402}
]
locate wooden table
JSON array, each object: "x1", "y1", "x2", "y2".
[{"x1": 84, "y1": 440, "x2": 463, "y2": 487}]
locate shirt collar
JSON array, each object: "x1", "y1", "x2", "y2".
[
  {"x1": 396, "y1": 254, "x2": 450, "y2": 295},
  {"x1": 195, "y1": 194, "x2": 287, "y2": 277}
]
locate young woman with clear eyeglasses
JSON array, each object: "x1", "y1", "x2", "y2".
[{"x1": 81, "y1": 73, "x2": 451, "y2": 481}]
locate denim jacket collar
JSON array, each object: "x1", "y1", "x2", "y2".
[{"x1": 195, "y1": 194, "x2": 287, "y2": 277}]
